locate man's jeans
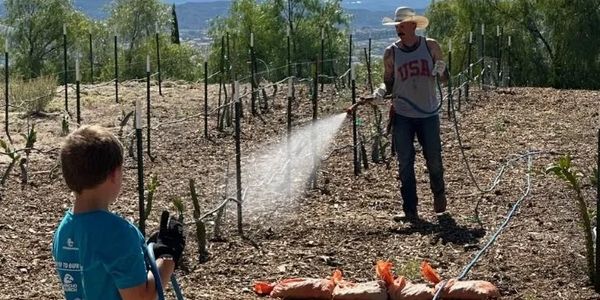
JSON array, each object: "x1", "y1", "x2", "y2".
[{"x1": 392, "y1": 114, "x2": 446, "y2": 214}]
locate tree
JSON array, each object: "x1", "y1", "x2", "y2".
[
  {"x1": 425, "y1": 0, "x2": 600, "y2": 89},
  {"x1": 207, "y1": 0, "x2": 350, "y2": 81},
  {"x1": 107, "y1": 0, "x2": 169, "y2": 77},
  {"x1": 4, "y1": 0, "x2": 79, "y2": 79},
  {"x1": 171, "y1": 4, "x2": 180, "y2": 45}
]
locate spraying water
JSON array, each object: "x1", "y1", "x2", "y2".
[{"x1": 228, "y1": 113, "x2": 348, "y2": 223}]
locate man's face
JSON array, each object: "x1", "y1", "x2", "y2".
[{"x1": 396, "y1": 21, "x2": 416, "y2": 37}]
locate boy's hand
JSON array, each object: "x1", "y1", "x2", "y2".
[{"x1": 148, "y1": 211, "x2": 186, "y2": 268}]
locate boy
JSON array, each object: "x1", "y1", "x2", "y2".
[{"x1": 52, "y1": 125, "x2": 185, "y2": 300}]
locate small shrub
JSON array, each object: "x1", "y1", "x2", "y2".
[
  {"x1": 7, "y1": 75, "x2": 57, "y2": 115},
  {"x1": 397, "y1": 259, "x2": 421, "y2": 280}
]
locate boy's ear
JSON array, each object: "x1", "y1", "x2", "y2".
[{"x1": 109, "y1": 166, "x2": 123, "y2": 183}]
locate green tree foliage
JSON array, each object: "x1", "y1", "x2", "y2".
[
  {"x1": 171, "y1": 4, "x2": 181, "y2": 45},
  {"x1": 4, "y1": 0, "x2": 83, "y2": 79},
  {"x1": 102, "y1": 0, "x2": 199, "y2": 80},
  {"x1": 426, "y1": 0, "x2": 600, "y2": 89},
  {"x1": 106, "y1": 0, "x2": 169, "y2": 77},
  {"x1": 207, "y1": 0, "x2": 350, "y2": 82}
]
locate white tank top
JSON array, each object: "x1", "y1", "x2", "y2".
[{"x1": 391, "y1": 36, "x2": 439, "y2": 118}]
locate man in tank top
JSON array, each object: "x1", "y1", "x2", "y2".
[{"x1": 349, "y1": 7, "x2": 448, "y2": 222}]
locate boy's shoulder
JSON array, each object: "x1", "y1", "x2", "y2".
[
  {"x1": 60, "y1": 210, "x2": 139, "y2": 237},
  {"x1": 93, "y1": 211, "x2": 140, "y2": 234}
]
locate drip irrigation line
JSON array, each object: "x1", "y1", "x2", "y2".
[
  {"x1": 448, "y1": 64, "x2": 519, "y2": 194},
  {"x1": 432, "y1": 154, "x2": 534, "y2": 300}
]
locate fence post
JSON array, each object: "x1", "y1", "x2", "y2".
[
  {"x1": 286, "y1": 77, "x2": 293, "y2": 198},
  {"x1": 287, "y1": 27, "x2": 292, "y2": 78},
  {"x1": 497, "y1": 26, "x2": 502, "y2": 86},
  {"x1": 204, "y1": 61, "x2": 208, "y2": 139},
  {"x1": 507, "y1": 35, "x2": 512, "y2": 87},
  {"x1": 114, "y1": 34, "x2": 119, "y2": 103},
  {"x1": 234, "y1": 81, "x2": 243, "y2": 235},
  {"x1": 596, "y1": 128, "x2": 600, "y2": 292},
  {"x1": 217, "y1": 36, "x2": 225, "y2": 130},
  {"x1": 351, "y1": 64, "x2": 359, "y2": 176},
  {"x1": 76, "y1": 58, "x2": 81, "y2": 125},
  {"x1": 466, "y1": 31, "x2": 472, "y2": 100},
  {"x1": 480, "y1": 24, "x2": 485, "y2": 89},
  {"x1": 63, "y1": 24, "x2": 68, "y2": 113},
  {"x1": 146, "y1": 55, "x2": 152, "y2": 158},
  {"x1": 4, "y1": 39, "x2": 10, "y2": 142},
  {"x1": 447, "y1": 41, "x2": 453, "y2": 120},
  {"x1": 135, "y1": 98, "x2": 145, "y2": 236},
  {"x1": 347, "y1": 34, "x2": 353, "y2": 87},
  {"x1": 155, "y1": 27, "x2": 162, "y2": 96},
  {"x1": 88, "y1": 32, "x2": 93, "y2": 84},
  {"x1": 320, "y1": 27, "x2": 325, "y2": 93},
  {"x1": 311, "y1": 60, "x2": 318, "y2": 189},
  {"x1": 367, "y1": 37, "x2": 373, "y2": 93},
  {"x1": 250, "y1": 32, "x2": 257, "y2": 115}
]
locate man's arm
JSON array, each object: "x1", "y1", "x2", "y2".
[
  {"x1": 427, "y1": 39, "x2": 448, "y2": 82},
  {"x1": 119, "y1": 258, "x2": 175, "y2": 300},
  {"x1": 346, "y1": 45, "x2": 394, "y2": 113},
  {"x1": 383, "y1": 45, "x2": 394, "y2": 94}
]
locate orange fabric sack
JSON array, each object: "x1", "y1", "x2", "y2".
[
  {"x1": 420, "y1": 261, "x2": 500, "y2": 299},
  {"x1": 332, "y1": 280, "x2": 387, "y2": 300},
  {"x1": 268, "y1": 270, "x2": 341, "y2": 299},
  {"x1": 434, "y1": 279, "x2": 501, "y2": 300},
  {"x1": 388, "y1": 279, "x2": 434, "y2": 300},
  {"x1": 376, "y1": 261, "x2": 434, "y2": 300},
  {"x1": 253, "y1": 281, "x2": 275, "y2": 296}
]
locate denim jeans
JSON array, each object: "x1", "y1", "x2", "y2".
[{"x1": 392, "y1": 114, "x2": 445, "y2": 214}]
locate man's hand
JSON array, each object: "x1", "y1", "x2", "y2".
[
  {"x1": 147, "y1": 211, "x2": 186, "y2": 268},
  {"x1": 373, "y1": 84, "x2": 386, "y2": 99},
  {"x1": 345, "y1": 96, "x2": 376, "y2": 115},
  {"x1": 432, "y1": 60, "x2": 446, "y2": 77}
]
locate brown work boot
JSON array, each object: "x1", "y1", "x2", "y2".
[{"x1": 434, "y1": 195, "x2": 447, "y2": 214}]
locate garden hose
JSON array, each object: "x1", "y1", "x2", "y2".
[{"x1": 144, "y1": 242, "x2": 185, "y2": 300}]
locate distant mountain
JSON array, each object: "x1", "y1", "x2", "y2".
[
  {"x1": 348, "y1": 8, "x2": 426, "y2": 29},
  {"x1": 0, "y1": 0, "x2": 428, "y2": 39},
  {"x1": 73, "y1": 0, "x2": 111, "y2": 19},
  {"x1": 343, "y1": 0, "x2": 430, "y2": 12},
  {"x1": 176, "y1": 1, "x2": 231, "y2": 31},
  {"x1": 67, "y1": 0, "x2": 429, "y2": 22}
]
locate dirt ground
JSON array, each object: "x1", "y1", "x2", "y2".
[{"x1": 0, "y1": 79, "x2": 599, "y2": 300}]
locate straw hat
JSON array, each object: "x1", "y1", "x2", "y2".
[{"x1": 382, "y1": 7, "x2": 429, "y2": 29}]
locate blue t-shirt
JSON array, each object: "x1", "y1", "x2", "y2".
[{"x1": 52, "y1": 210, "x2": 147, "y2": 300}]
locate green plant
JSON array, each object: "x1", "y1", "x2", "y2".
[
  {"x1": 397, "y1": 259, "x2": 421, "y2": 281},
  {"x1": 370, "y1": 105, "x2": 389, "y2": 163},
  {"x1": 118, "y1": 110, "x2": 134, "y2": 138},
  {"x1": 172, "y1": 197, "x2": 184, "y2": 223},
  {"x1": 18, "y1": 124, "x2": 37, "y2": 185},
  {"x1": 0, "y1": 139, "x2": 20, "y2": 186},
  {"x1": 190, "y1": 179, "x2": 209, "y2": 262},
  {"x1": 8, "y1": 75, "x2": 57, "y2": 115},
  {"x1": 546, "y1": 155, "x2": 596, "y2": 284},
  {"x1": 144, "y1": 175, "x2": 160, "y2": 220},
  {"x1": 61, "y1": 114, "x2": 70, "y2": 136}
]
